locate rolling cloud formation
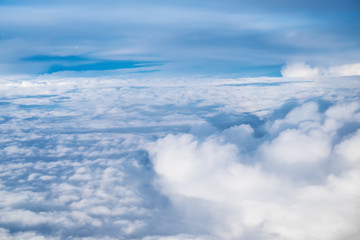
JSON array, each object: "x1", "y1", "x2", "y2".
[{"x1": 0, "y1": 75, "x2": 359, "y2": 239}]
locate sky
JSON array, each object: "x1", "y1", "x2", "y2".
[
  {"x1": 1, "y1": 0, "x2": 360, "y2": 76},
  {"x1": 1, "y1": 1, "x2": 360, "y2": 240}
]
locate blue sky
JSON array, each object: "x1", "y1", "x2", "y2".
[{"x1": 1, "y1": 0, "x2": 360, "y2": 76}]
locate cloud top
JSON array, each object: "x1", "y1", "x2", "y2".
[
  {"x1": 281, "y1": 62, "x2": 360, "y2": 78},
  {"x1": 281, "y1": 62, "x2": 320, "y2": 78},
  {"x1": 148, "y1": 100, "x2": 360, "y2": 240},
  {"x1": 0, "y1": 74, "x2": 359, "y2": 239}
]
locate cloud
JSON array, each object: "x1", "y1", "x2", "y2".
[
  {"x1": 142, "y1": 234, "x2": 217, "y2": 240},
  {"x1": 260, "y1": 128, "x2": 331, "y2": 165},
  {"x1": 0, "y1": 227, "x2": 59, "y2": 240},
  {"x1": 1, "y1": 1, "x2": 360, "y2": 76},
  {"x1": 281, "y1": 62, "x2": 360, "y2": 78},
  {"x1": 0, "y1": 2, "x2": 360, "y2": 239},
  {"x1": 281, "y1": 62, "x2": 320, "y2": 78},
  {"x1": 335, "y1": 130, "x2": 360, "y2": 166},
  {"x1": 328, "y1": 63, "x2": 360, "y2": 77},
  {"x1": 0, "y1": 73, "x2": 359, "y2": 239},
  {"x1": 148, "y1": 100, "x2": 360, "y2": 240}
]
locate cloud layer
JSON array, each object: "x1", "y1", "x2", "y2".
[
  {"x1": 1, "y1": 1, "x2": 360, "y2": 239},
  {"x1": 0, "y1": 74, "x2": 359, "y2": 239}
]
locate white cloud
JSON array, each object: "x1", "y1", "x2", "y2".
[
  {"x1": 325, "y1": 102, "x2": 360, "y2": 121},
  {"x1": 270, "y1": 101, "x2": 321, "y2": 133},
  {"x1": 148, "y1": 101, "x2": 360, "y2": 240},
  {"x1": 281, "y1": 62, "x2": 360, "y2": 78},
  {"x1": 281, "y1": 62, "x2": 320, "y2": 78},
  {"x1": 260, "y1": 128, "x2": 330, "y2": 165},
  {"x1": 335, "y1": 130, "x2": 360, "y2": 166},
  {"x1": 0, "y1": 74, "x2": 359, "y2": 239},
  {"x1": 328, "y1": 63, "x2": 360, "y2": 77}
]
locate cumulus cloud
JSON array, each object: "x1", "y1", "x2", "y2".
[
  {"x1": 148, "y1": 101, "x2": 360, "y2": 240},
  {"x1": 281, "y1": 62, "x2": 360, "y2": 78},
  {"x1": 281, "y1": 62, "x2": 320, "y2": 78},
  {"x1": 335, "y1": 130, "x2": 360, "y2": 166},
  {"x1": 1, "y1": 2, "x2": 360, "y2": 240},
  {"x1": 0, "y1": 74, "x2": 359, "y2": 239}
]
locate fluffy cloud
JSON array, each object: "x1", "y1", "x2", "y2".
[
  {"x1": 148, "y1": 101, "x2": 360, "y2": 240},
  {"x1": 335, "y1": 130, "x2": 360, "y2": 166},
  {"x1": 0, "y1": 74, "x2": 359, "y2": 239},
  {"x1": 281, "y1": 62, "x2": 320, "y2": 78},
  {"x1": 281, "y1": 62, "x2": 360, "y2": 78}
]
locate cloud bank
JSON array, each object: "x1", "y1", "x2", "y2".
[
  {"x1": 148, "y1": 100, "x2": 360, "y2": 240},
  {"x1": 0, "y1": 74, "x2": 359, "y2": 239}
]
